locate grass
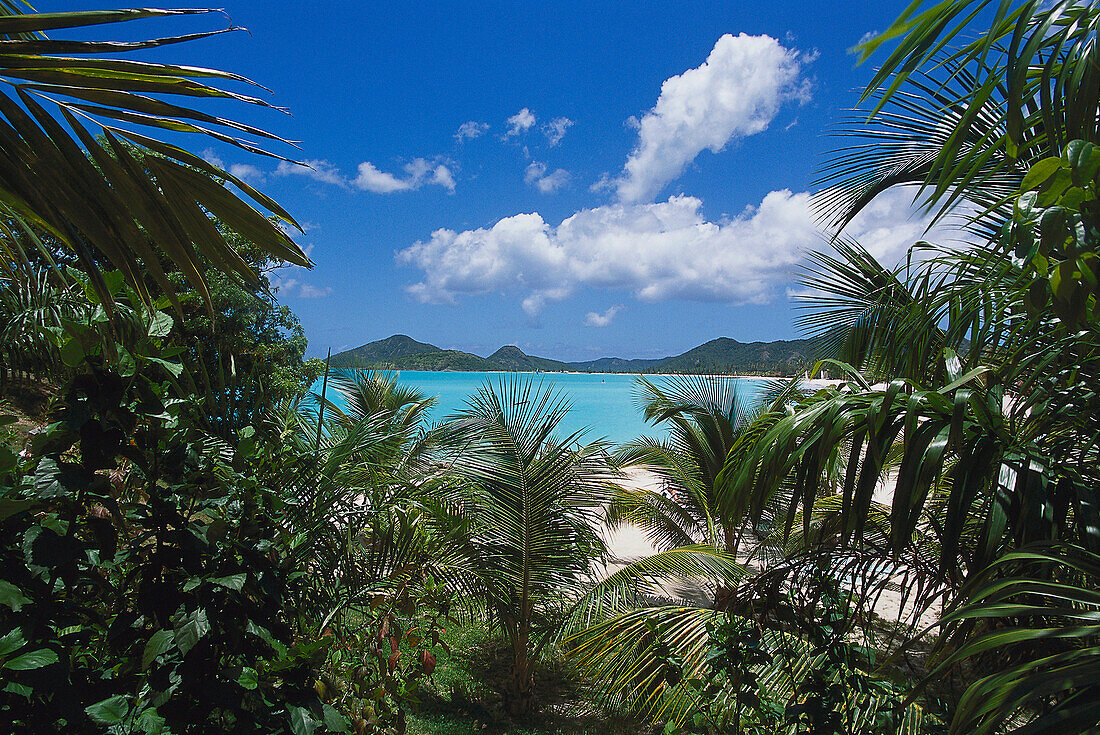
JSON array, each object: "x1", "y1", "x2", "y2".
[{"x1": 406, "y1": 616, "x2": 649, "y2": 735}]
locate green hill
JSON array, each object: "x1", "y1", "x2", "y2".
[
  {"x1": 488, "y1": 346, "x2": 571, "y2": 372},
  {"x1": 327, "y1": 335, "x2": 816, "y2": 375},
  {"x1": 568, "y1": 356, "x2": 664, "y2": 373},
  {"x1": 366, "y1": 350, "x2": 499, "y2": 371},
  {"x1": 330, "y1": 334, "x2": 439, "y2": 366},
  {"x1": 655, "y1": 337, "x2": 813, "y2": 374}
]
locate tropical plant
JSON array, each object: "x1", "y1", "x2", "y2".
[
  {"x1": 611, "y1": 375, "x2": 762, "y2": 557},
  {"x1": 436, "y1": 378, "x2": 615, "y2": 716},
  {"x1": 162, "y1": 224, "x2": 325, "y2": 438},
  {"x1": 0, "y1": 278, "x2": 335, "y2": 734},
  {"x1": 0, "y1": 265, "x2": 83, "y2": 384},
  {"x1": 717, "y1": 1, "x2": 1100, "y2": 732},
  {"x1": 0, "y1": 5, "x2": 310, "y2": 307}
]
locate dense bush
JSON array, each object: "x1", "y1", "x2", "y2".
[{"x1": 0, "y1": 283, "x2": 332, "y2": 733}]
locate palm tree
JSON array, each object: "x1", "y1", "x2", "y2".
[
  {"x1": 611, "y1": 375, "x2": 763, "y2": 557},
  {"x1": 264, "y1": 371, "x2": 464, "y2": 633},
  {"x1": 0, "y1": 6, "x2": 310, "y2": 307},
  {"x1": 723, "y1": 2, "x2": 1100, "y2": 731},
  {"x1": 436, "y1": 377, "x2": 615, "y2": 716}
]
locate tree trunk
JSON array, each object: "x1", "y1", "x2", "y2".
[{"x1": 505, "y1": 630, "x2": 536, "y2": 717}]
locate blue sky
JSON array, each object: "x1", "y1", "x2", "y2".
[{"x1": 54, "y1": 1, "x2": 957, "y2": 360}]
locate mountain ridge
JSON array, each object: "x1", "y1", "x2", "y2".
[{"x1": 330, "y1": 335, "x2": 815, "y2": 376}]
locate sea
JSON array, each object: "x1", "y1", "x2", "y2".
[{"x1": 310, "y1": 371, "x2": 770, "y2": 445}]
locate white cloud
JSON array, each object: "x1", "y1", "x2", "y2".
[
  {"x1": 431, "y1": 164, "x2": 456, "y2": 192},
  {"x1": 270, "y1": 274, "x2": 333, "y2": 299},
  {"x1": 201, "y1": 148, "x2": 224, "y2": 169},
  {"x1": 397, "y1": 190, "x2": 819, "y2": 314},
  {"x1": 275, "y1": 159, "x2": 349, "y2": 188},
  {"x1": 616, "y1": 33, "x2": 811, "y2": 203},
  {"x1": 585, "y1": 305, "x2": 622, "y2": 327},
  {"x1": 505, "y1": 108, "x2": 537, "y2": 137},
  {"x1": 354, "y1": 162, "x2": 415, "y2": 193},
  {"x1": 835, "y1": 186, "x2": 968, "y2": 266},
  {"x1": 455, "y1": 120, "x2": 489, "y2": 141},
  {"x1": 298, "y1": 283, "x2": 334, "y2": 298},
  {"x1": 524, "y1": 162, "x2": 570, "y2": 194},
  {"x1": 543, "y1": 117, "x2": 574, "y2": 146},
  {"x1": 228, "y1": 163, "x2": 265, "y2": 183},
  {"x1": 201, "y1": 149, "x2": 265, "y2": 184},
  {"x1": 277, "y1": 157, "x2": 454, "y2": 193}
]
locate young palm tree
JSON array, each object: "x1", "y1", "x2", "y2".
[
  {"x1": 611, "y1": 375, "x2": 761, "y2": 557},
  {"x1": 437, "y1": 377, "x2": 615, "y2": 716}
]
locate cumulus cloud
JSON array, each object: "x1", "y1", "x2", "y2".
[
  {"x1": 275, "y1": 159, "x2": 349, "y2": 188},
  {"x1": 276, "y1": 158, "x2": 454, "y2": 193},
  {"x1": 455, "y1": 120, "x2": 489, "y2": 141},
  {"x1": 228, "y1": 163, "x2": 265, "y2": 183},
  {"x1": 836, "y1": 186, "x2": 968, "y2": 266},
  {"x1": 270, "y1": 274, "x2": 333, "y2": 299},
  {"x1": 201, "y1": 149, "x2": 265, "y2": 183},
  {"x1": 585, "y1": 305, "x2": 622, "y2": 327},
  {"x1": 353, "y1": 162, "x2": 413, "y2": 193},
  {"x1": 201, "y1": 148, "x2": 225, "y2": 169},
  {"x1": 543, "y1": 117, "x2": 574, "y2": 146},
  {"x1": 505, "y1": 108, "x2": 537, "y2": 137},
  {"x1": 397, "y1": 190, "x2": 819, "y2": 314},
  {"x1": 524, "y1": 162, "x2": 570, "y2": 194},
  {"x1": 616, "y1": 33, "x2": 811, "y2": 203},
  {"x1": 431, "y1": 164, "x2": 456, "y2": 192}
]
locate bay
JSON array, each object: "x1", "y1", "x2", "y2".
[{"x1": 310, "y1": 371, "x2": 769, "y2": 445}]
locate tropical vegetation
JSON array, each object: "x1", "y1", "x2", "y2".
[{"x1": 1, "y1": 0, "x2": 1098, "y2": 734}]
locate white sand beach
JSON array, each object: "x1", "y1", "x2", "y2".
[{"x1": 601, "y1": 467, "x2": 940, "y2": 629}]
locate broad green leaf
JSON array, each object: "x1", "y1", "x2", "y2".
[
  {"x1": 146, "y1": 357, "x2": 183, "y2": 378},
  {"x1": 174, "y1": 608, "x2": 210, "y2": 656},
  {"x1": 0, "y1": 629, "x2": 26, "y2": 656},
  {"x1": 1020, "y1": 157, "x2": 1065, "y2": 191},
  {"x1": 288, "y1": 706, "x2": 321, "y2": 735},
  {"x1": 60, "y1": 337, "x2": 84, "y2": 368},
  {"x1": 0, "y1": 581, "x2": 30, "y2": 612},
  {"x1": 147, "y1": 311, "x2": 173, "y2": 338},
  {"x1": 85, "y1": 695, "x2": 130, "y2": 725},
  {"x1": 237, "y1": 667, "x2": 259, "y2": 690},
  {"x1": 142, "y1": 629, "x2": 174, "y2": 669},
  {"x1": 3, "y1": 648, "x2": 57, "y2": 670},
  {"x1": 210, "y1": 573, "x2": 246, "y2": 591},
  {"x1": 321, "y1": 703, "x2": 350, "y2": 732}
]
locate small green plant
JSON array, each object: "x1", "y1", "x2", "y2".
[{"x1": 321, "y1": 575, "x2": 452, "y2": 735}]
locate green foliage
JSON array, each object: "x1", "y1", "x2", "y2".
[
  {"x1": 612, "y1": 375, "x2": 763, "y2": 554},
  {"x1": 0, "y1": 283, "x2": 329, "y2": 733},
  {"x1": 321, "y1": 575, "x2": 452, "y2": 735},
  {"x1": 1009, "y1": 140, "x2": 1100, "y2": 328},
  {"x1": 164, "y1": 225, "x2": 321, "y2": 436},
  {"x1": 437, "y1": 378, "x2": 615, "y2": 716}
]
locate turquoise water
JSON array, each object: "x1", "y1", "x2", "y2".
[{"x1": 310, "y1": 371, "x2": 768, "y2": 445}]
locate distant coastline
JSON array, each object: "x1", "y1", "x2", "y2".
[{"x1": 328, "y1": 334, "x2": 817, "y2": 377}]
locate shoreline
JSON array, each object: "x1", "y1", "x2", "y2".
[{"x1": 330, "y1": 367, "x2": 808, "y2": 380}]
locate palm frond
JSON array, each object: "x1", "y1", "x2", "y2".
[{"x1": 0, "y1": 6, "x2": 309, "y2": 308}]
